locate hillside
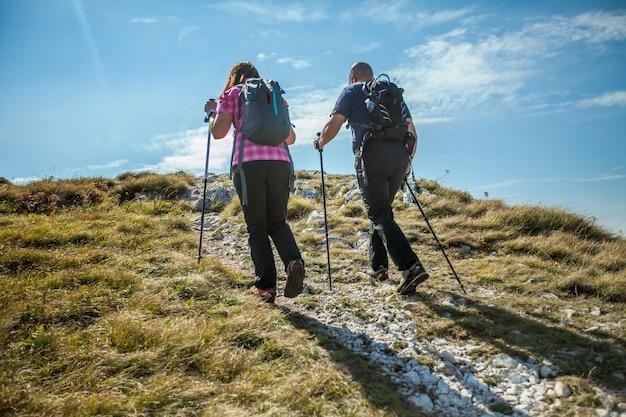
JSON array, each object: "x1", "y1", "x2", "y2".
[{"x1": 1, "y1": 172, "x2": 625, "y2": 416}]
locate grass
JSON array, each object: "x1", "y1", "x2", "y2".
[
  {"x1": 0, "y1": 173, "x2": 427, "y2": 417},
  {"x1": 1, "y1": 171, "x2": 625, "y2": 416}
]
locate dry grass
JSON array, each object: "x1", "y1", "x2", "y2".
[
  {"x1": 1, "y1": 172, "x2": 625, "y2": 416},
  {"x1": 0, "y1": 173, "x2": 427, "y2": 416}
]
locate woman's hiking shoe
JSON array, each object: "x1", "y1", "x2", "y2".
[
  {"x1": 284, "y1": 258, "x2": 305, "y2": 298},
  {"x1": 251, "y1": 286, "x2": 276, "y2": 304},
  {"x1": 368, "y1": 267, "x2": 389, "y2": 286},
  {"x1": 397, "y1": 263, "x2": 429, "y2": 295}
]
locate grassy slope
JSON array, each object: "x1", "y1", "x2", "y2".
[{"x1": 1, "y1": 172, "x2": 624, "y2": 416}]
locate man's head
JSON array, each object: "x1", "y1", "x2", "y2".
[{"x1": 349, "y1": 62, "x2": 374, "y2": 84}]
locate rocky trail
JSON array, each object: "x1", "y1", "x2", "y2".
[{"x1": 190, "y1": 177, "x2": 626, "y2": 417}]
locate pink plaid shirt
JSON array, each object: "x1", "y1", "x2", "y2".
[{"x1": 217, "y1": 84, "x2": 291, "y2": 166}]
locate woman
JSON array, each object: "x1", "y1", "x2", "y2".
[{"x1": 205, "y1": 61, "x2": 305, "y2": 303}]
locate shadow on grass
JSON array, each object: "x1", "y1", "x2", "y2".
[
  {"x1": 279, "y1": 306, "x2": 432, "y2": 417},
  {"x1": 420, "y1": 289, "x2": 626, "y2": 394}
]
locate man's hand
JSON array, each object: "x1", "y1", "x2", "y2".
[{"x1": 313, "y1": 132, "x2": 323, "y2": 150}]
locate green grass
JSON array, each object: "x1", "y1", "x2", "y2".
[{"x1": 1, "y1": 172, "x2": 625, "y2": 416}]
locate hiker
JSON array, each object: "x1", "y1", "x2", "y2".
[
  {"x1": 314, "y1": 62, "x2": 429, "y2": 295},
  {"x1": 205, "y1": 61, "x2": 305, "y2": 303}
]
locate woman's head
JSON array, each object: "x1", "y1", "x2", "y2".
[{"x1": 224, "y1": 61, "x2": 260, "y2": 91}]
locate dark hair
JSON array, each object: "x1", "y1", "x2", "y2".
[{"x1": 223, "y1": 61, "x2": 260, "y2": 91}]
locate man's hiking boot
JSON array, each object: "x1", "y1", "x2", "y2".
[
  {"x1": 397, "y1": 262, "x2": 429, "y2": 295},
  {"x1": 284, "y1": 259, "x2": 305, "y2": 298},
  {"x1": 251, "y1": 286, "x2": 276, "y2": 304},
  {"x1": 368, "y1": 266, "x2": 389, "y2": 286}
]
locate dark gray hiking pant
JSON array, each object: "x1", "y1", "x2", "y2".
[
  {"x1": 357, "y1": 139, "x2": 420, "y2": 272},
  {"x1": 233, "y1": 160, "x2": 301, "y2": 290}
]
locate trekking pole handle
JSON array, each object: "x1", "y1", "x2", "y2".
[
  {"x1": 204, "y1": 98, "x2": 216, "y2": 122},
  {"x1": 314, "y1": 132, "x2": 323, "y2": 151}
]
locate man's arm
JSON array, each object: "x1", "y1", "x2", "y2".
[{"x1": 315, "y1": 113, "x2": 347, "y2": 149}]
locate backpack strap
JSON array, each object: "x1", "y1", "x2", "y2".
[{"x1": 232, "y1": 89, "x2": 249, "y2": 206}]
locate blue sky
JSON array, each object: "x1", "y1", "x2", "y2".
[{"x1": 1, "y1": 0, "x2": 625, "y2": 235}]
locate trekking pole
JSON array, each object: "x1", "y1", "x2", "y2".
[
  {"x1": 316, "y1": 133, "x2": 332, "y2": 290},
  {"x1": 404, "y1": 178, "x2": 467, "y2": 295},
  {"x1": 197, "y1": 99, "x2": 215, "y2": 263}
]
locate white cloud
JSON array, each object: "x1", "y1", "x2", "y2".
[
  {"x1": 257, "y1": 52, "x2": 277, "y2": 61},
  {"x1": 277, "y1": 57, "x2": 311, "y2": 69},
  {"x1": 576, "y1": 91, "x2": 626, "y2": 108},
  {"x1": 9, "y1": 176, "x2": 44, "y2": 185},
  {"x1": 577, "y1": 174, "x2": 626, "y2": 182},
  {"x1": 85, "y1": 159, "x2": 129, "y2": 171},
  {"x1": 527, "y1": 11, "x2": 626, "y2": 45},
  {"x1": 352, "y1": 42, "x2": 382, "y2": 53},
  {"x1": 210, "y1": 2, "x2": 326, "y2": 22},
  {"x1": 258, "y1": 29, "x2": 286, "y2": 38},
  {"x1": 347, "y1": 1, "x2": 473, "y2": 26},
  {"x1": 258, "y1": 53, "x2": 310, "y2": 68},
  {"x1": 146, "y1": 127, "x2": 234, "y2": 174},
  {"x1": 480, "y1": 172, "x2": 626, "y2": 189},
  {"x1": 178, "y1": 26, "x2": 198, "y2": 42},
  {"x1": 130, "y1": 16, "x2": 182, "y2": 24},
  {"x1": 416, "y1": 7, "x2": 475, "y2": 25},
  {"x1": 287, "y1": 85, "x2": 347, "y2": 146},
  {"x1": 394, "y1": 10, "x2": 626, "y2": 119}
]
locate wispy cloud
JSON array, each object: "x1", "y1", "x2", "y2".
[
  {"x1": 277, "y1": 57, "x2": 311, "y2": 69},
  {"x1": 130, "y1": 16, "x2": 182, "y2": 24},
  {"x1": 145, "y1": 128, "x2": 233, "y2": 173},
  {"x1": 257, "y1": 52, "x2": 277, "y2": 61},
  {"x1": 480, "y1": 172, "x2": 625, "y2": 189},
  {"x1": 416, "y1": 7, "x2": 475, "y2": 25},
  {"x1": 85, "y1": 159, "x2": 129, "y2": 171},
  {"x1": 257, "y1": 53, "x2": 311, "y2": 69},
  {"x1": 9, "y1": 176, "x2": 44, "y2": 186},
  {"x1": 258, "y1": 29, "x2": 286, "y2": 38},
  {"x1": 347, "y1": 1, "x2": 473, "y2": 26},
  {"x1": 576, "y1": 91, "x2": 626, "y2": 108},
  {"x1": 178, "y1": 26, "x2": 198, "y2": 42},
  {"x1": 394, "y1": 10, "x2": 626, "y2": 120},
  {"x1": 352, "y1": 42, "x2": 382, "y2": 53},
  {"x1": 209, "y1": 2, "x2": 327, "y2": 22},
  {"x1": 577, "y1": 174, "x2": 626, "y2": 182}
]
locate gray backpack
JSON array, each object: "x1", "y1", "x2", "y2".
[
  {"x1": 231, "y1": 78, "x2": 294, "y2": 206},
  {"x1": 238, "y1": 78, "x2": 291, "y2": 144}
]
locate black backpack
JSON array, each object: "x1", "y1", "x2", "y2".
[{"x1": 360, "y1": 74, "x2": 408, "y2": 141}]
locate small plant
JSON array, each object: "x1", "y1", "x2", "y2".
[{"x1": 287, "y1": 196, "x2": 314, "y2": 220}]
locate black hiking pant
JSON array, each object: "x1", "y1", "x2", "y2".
[
  {"x1": 357, "y1": 138, "x2": 420, "y2": 272},
  {"x1": 233, "y1": 160, "x2": 301, "y2": 291}
]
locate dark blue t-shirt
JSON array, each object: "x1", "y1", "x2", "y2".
[
  {"x1": 331, "y1": 82, "x2": 370, "y2": 153},
  {"x1": 331, "y1": 81, "x2": 412, "y2": 153}
]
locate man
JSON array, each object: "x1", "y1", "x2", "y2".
[{"x1": 314, "y1": 62, "x2": 429, "y2": 295}]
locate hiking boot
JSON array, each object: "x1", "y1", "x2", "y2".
[
  {"x1": 368, "y1": 266, "x2": 389, "y2": 286},
  {"x1": 284, "y1": 259, "x2": 305, "y2": 298},
  {"x1": 397, "y1": 263, "x2": 429, "y2": 295},
  {"x1": 251, "y1": 286, "x2": 276, "y2": 304}
]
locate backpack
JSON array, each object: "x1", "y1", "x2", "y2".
[
  {"x1": 238, "y1": 78, "x2": 291, "y2": 145},
  {"x1": 360, "y1": 74, "x2": 408, "y2": 141},
  {"x1": 231, "y1": 78, "x2": 294, "y2": 206}
]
